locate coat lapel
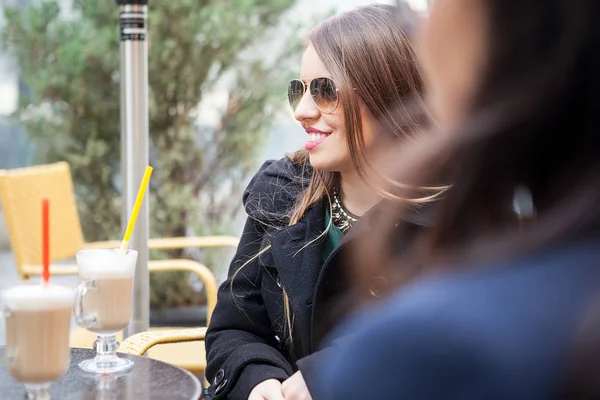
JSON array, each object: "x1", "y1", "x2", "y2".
[{"x1": 269, "y1": 201, "x2": 326, "y2": 355}]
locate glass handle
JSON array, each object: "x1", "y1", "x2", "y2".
[
  {"x1": 4, "y1": 348, "x2": 16, "y2": 367},
  {"x1": 2, "y1": 349, "x2": 16, "y2": 368},
  {"x1": 74, "y1": 280, "x2": 97, "y2": 328}
]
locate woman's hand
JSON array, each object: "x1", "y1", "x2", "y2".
[
  {"x1": 248, "y1": 379, "x2": 285, "y2": 400},
  {"x1": 281, "y1": 371, "x2": 313, "y2": 400}
]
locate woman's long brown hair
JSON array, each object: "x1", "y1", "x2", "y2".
[
  {"x1": 281, "y1": 4, "x2": 448, "y2": 347},
  {"x1": 288, "y1": 4, "x2": 441, "y2": 225},
  {"x1": 355, "y1": 0, "x2": 600, "y2": 394},
  {"x1": 358, "y1": 0, "x2": 600, "y2": 294},
  {"x1": 232, "y1": 3, "x2": 447, "y2": 352}
]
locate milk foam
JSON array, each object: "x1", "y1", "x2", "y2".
[
  {"x1": 76, "y1": 249, "x2": 137, "y2": 280},
  {"x1": 2, "y1": 284, "x2": 74, "y2": 311}
]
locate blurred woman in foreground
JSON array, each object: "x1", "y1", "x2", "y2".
[{"x1": 313, "y1": 0, "x2": 600, "y2": 399}]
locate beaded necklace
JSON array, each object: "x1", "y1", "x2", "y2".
[{"x1": 331, "y1": 190, "x2": 359, "y2": 234}]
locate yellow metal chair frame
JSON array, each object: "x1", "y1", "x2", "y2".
[
  {"x1": 0, "y1": 162, "x2": 238, "y2": 375},
  {"x1": 119, "y1": 328, "x2": 209, "y2": 382}
]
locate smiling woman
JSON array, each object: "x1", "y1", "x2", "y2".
[{"x1": 204, "y1": 3, "x2": 445, "y2": 400}]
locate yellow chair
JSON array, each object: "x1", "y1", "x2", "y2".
[
  {"x1": 119, "y1": 327, "x2": 208, "y2": 375},
  {"x1": 0, "y1": 162, "x2": 238, "y2": 375}
]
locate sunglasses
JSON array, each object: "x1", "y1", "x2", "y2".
[{"x1": 288, "y1": 77, "x2": 339, "y2": 114}]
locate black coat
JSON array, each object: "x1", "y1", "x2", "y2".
[{"x1": 205, "y1": 157, "x2": 428, "y2": 399}]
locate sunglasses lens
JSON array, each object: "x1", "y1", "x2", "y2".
[
  {"x1": 310, "y1": 77, "x2": 338, "y2": 113},
  {"x1": 288, "y1": 80, "x2": 305, "y2": 111}
]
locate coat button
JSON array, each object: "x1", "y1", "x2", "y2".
[
  {"x1": 214, "y1": 369, "x2": 225, "y2": 386},
  {"x1": 275, "y1": 335, "x2": 285, "y2": 348},
  {"x1": 305, "y1": 301, "x2": 313, "y2": 308},
  {"x1": 214, "y1": 379, "x2": 228, "y2": 395}
]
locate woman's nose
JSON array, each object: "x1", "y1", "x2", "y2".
[{"x1": 294, "y1": 90, "x2": 320, "y2": 122}]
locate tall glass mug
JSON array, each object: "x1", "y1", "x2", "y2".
[
  {"x1": 74, "y1": 248, "x2": 138, "y2": 374},
  {"x1": 2, "y1": 283, "x2": 74, "y2": 399}
]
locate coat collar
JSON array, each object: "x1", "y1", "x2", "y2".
[{"x1": 267, "y1": 198, "x2": 433, "y2": 298}]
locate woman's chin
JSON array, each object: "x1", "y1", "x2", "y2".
[{"x1": 308, "y1": 155, "x2": 344, "y2": 172}]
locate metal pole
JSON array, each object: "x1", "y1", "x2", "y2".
[{"x1": 116, "y1": 0, "x2": 150, "y2": 338}]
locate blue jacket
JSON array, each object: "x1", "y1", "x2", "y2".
[{"x1": 312, "y1": 239, "x2": 600, "y2": 400}]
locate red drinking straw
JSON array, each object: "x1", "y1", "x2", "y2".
[{"x1": 42, "y1": 198, "x2": 50, "y2": 284}]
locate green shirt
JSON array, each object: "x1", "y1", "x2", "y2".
[{"x1": 321, "y1": 207, "x2": 345, "y2": 265}]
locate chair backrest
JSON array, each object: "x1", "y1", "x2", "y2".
[{"x1": 0, "y1": 162, "x2": 85, "y2": 278}]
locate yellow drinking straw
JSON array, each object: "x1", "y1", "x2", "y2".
[{"x1": 120, "y1": 166, "x2": 153, "y2": 252}]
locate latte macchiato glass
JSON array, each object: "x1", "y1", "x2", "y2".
[
  {"x1": 74, "y1": 248, "x2": 138, "y2": 374},
  {"x1": 2, "y1": 283, "x2": 74, "y2": 399}
]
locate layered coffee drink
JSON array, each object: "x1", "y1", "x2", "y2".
[
  {"x1": 81, "y1": 274, "x2": 134, "y2": 335},
  {"x1": 77, "y1": 250, "x2": 136, "y2": 335},
  {"x1": 75, "y1": 248, "x2": 138, "y2": 374},
  {"x1": 2, "y1": 284, "x2": 73, "y2": 386}
]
